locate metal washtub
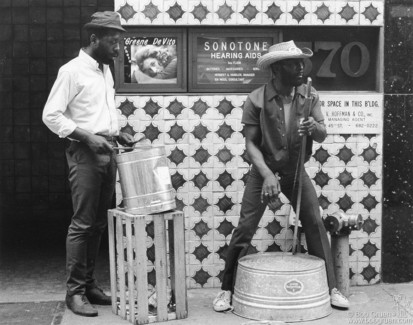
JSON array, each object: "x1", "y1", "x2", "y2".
[
  {"x1": 116, "y1": 145, "x2": 176, "y2": 215},
  {"x1": 233, "y1": 252, "x2": 332, "y2": 322}
]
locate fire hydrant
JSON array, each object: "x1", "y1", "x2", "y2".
[{"x1": 323, "y1": 212, "x2": 363, "y2": 297}]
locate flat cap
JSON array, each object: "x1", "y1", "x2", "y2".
[{"x1": 83, "y1": 11, "x2": 126, "y2": 32}]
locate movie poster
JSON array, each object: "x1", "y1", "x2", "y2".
[{"x1": 123, "y1": 36, "x2": 178, "y2": 84}]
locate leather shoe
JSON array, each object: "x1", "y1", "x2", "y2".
[
  {"x1": 66, "y1": 294, "x2": 98, "y2": 317},
  {"x1": 86, "y1": 287, "x2": 112, "y2": 305}
]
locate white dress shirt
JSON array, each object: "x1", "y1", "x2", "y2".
[{"x1": 42, "y1": 49, "x2": 119, "y2": 138}]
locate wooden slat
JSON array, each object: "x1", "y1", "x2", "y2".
[
  {"x1": 107, "y1": 210, "x2": 118, "y2": 314},
  {"x1": 168, "y1": 219, "x2": 176, "y2": 309},
  {"x1": 109, "y1": 209, "x2": 187, "y2": 324},
  {"x1": 125, "y1": 217, "x2": 135, "y2": 323},
  {"x1": 116, "y1": 215, "x2": 127, "y2": 319},
  {"x1": 153, "y1": 215, "x2": 168, "y2": 322},
  {"x1": 172, "y1": 212, "x2": 188, "y2": 318},
  {"x1": 134, "y1": 216, "x2": 149, "y2": 324}
]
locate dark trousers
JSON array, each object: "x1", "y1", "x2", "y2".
[
  {"x1": 221, "y1": 164, "x2": 336, "y2": 293},
  {"x1": 65, "y1": 141, "x2": 117, "y2": 296}
]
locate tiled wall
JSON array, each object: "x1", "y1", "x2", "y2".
[
  {"x1": 114, "y1": 0, "x2": 384, "y2": 288},
  {"x1": 115, "y1": 0, "x2": 384, "y2": 26},
  {"x1": 115, "y1": 94, "x2": 383, "y2": 288}
]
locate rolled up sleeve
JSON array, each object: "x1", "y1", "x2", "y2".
[{"x1": 310, "y1": 92, "x2": 327, "y2": 143}]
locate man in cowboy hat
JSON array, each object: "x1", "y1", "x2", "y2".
[
  {"x1": 213, "y1": 40, "x2": 349, "y2": 312},
  {"x1": 43, "y1": 11, "x2": 136, "y2": 317}
]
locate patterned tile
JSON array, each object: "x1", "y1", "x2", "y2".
[
  {"x1": 188, "y1": 0, "x2": 213, "y2": 25},
  {"x1": 313, "y1": 146, "x2": 330, "y2": 165},
  {"x1": 336, "y1": 1, "x2": 359, "y2": 25},
  {"x1": 359, "y1": 1, "x2": 383, "y2": 26},
  {"x1": 116, "y1": 0, "x2": 382, "y2": 26},
  {"x1": 141, "y1": 0, "x2": 164, "y2": 24},
  {"x1": 116, "y1": 0, "x2": 140, "y2": 24},
  {"x1": 312, "y1": 1, "x2": 335, "y2": 25},
  {"x1": 163, "y1": 0, "x2": 189, "y2": 24},
  {"x1": 167, "y1": 145, "x2": 188, "y2": 168},
  {"x1": 188, "y1": 96, "x2": 216, "y2": 119},
  {"x1": 237, "y1": 0, "x2": 262, "y2": 25},
  {"x1": 215, "y1": 97, "x2": 235, "y2": 118},
  {"x1": 187, "y1": 265, "x2": 214, "y2": 288},
  {"x1": 117, "y1": 1, "x2": 138, "y2": 23},
  {"x1": 264, "y1": 217, "x2": 283, "y2": 238},
  {"x1": 286, "y1": 1, "x2": 312, "y2": 25},
  {"x1": 189, "y1": 169, "x2": 214, "y2": 192},
  {"x1": 216, "y1": 121, "x2": 235, "y2": 142},
  {"x1": 213, "y1": 192, "x2": 238, "y2": 216},
  {"x1": 358, "y1": 261, "x2": 380, "y2": 285},
  {"x1": 191, "y1": 217, "x2": 213, "y2": 240},
  {"x1": 215, "y1": 170, "x2": 235, "y2": 191},
  {"x1": 216, "y1": 218, "x2": 236, "y2": 238},
  {"x1": 213, "y1": 216, "x2": 239, "y2": 242},
  {"x1": 213, "y1": 0, "x2": 238, "y2": 25},
  {"x1": 262, "y1": 0, "x2": 287, "y2": 25},
  {"x1": 360, "y1": 193, "x2": 379, "y2": 212},
  {"x1": 142, "y1": 122, "x2": 161, "y2": 143},
  {"x1": 192, "y1": 145, "x2": 212, "y2": 166},
  {"x1": 337, "y1": 145, "x2": 355, "y2": 164},
  {"x1": 163, "y1": 96, "x2": 189, "y2": 120},
  {"x1": 115, "y1": 91, "x2": 383, "y2": 288}
]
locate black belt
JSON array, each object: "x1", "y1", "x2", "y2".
[{"x1": 96, "y1": 134, "x2": 118, "y2": 143}]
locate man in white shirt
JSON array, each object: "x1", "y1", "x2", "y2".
[{"x1": 43, "y1": 11, "x2": 135, "y2": 317}]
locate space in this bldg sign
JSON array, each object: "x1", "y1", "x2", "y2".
[{"x1": 320, "y1": 94, "x2": 382, "y2": 134}]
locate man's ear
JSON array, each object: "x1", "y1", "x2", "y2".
[{"x1": 90, "y1": 34, "x2": 98, "y2": 47}]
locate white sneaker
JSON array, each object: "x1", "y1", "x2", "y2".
[
  {"x1": 331, "y1": 288, "x2": 349, "y2": 309},
  {"x1": 213, "y1": 290, "x2": 232, "y2": 312}
]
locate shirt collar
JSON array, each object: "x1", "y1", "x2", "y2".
[
  {"x1": 79, "y1": 49, "x2": 102, "y2": 71},
  {"x1": 265, "y1": 80, "x2": 307, "y2": 101}
]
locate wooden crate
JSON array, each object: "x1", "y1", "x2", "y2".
[{"x1": 108, "y1": 209, "x2": 187, "y2": 324}]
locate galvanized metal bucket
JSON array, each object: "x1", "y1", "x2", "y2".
[
  {"x1": 233, "y1": 252, "x2": 332, "y2": 322},
  {"x1": 116, "y1": 145, "x2": 176, "y2": 215}
]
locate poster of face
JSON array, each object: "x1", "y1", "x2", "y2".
[{"x1": 124, "y1": 36, "x2": 178, "y2": 84}]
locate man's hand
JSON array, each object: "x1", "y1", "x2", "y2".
[
  {"x1": 261, "y1": 173, "x2": 281, "y2": 204},
  {"x1": 85, "y1": 134, "x2": 113, "y2": 154},
  {"x1": 117, "y1": 132, "x2": 137, "y2": 147},
  {"x1": 298, "y1": 116, "x2": 316, "y2": 136}
]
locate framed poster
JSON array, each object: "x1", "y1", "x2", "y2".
[
  {"x1": 188, "y1": 28, "x2": 280, "y2": 92},
  {"x1": 115, "y1": 27, "x2": 187, "y2": 93}
]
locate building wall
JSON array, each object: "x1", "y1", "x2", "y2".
[
  {"x1": 115, "y1": 0, "x2": 383, "y2": 289},
  {"x1": 0, "y1": 0, "x2": 115, "y2": 250},
  {"x1": 382, "y1": 0, "x2": 413, "y2": 283},
  {"x1": 0, "y1": 0, "x2": 411, "y2": 286}
]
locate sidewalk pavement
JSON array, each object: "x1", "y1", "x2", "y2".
[
  {"x1": 60, "y1": 284, "x2": 413, "y2": 325},
  {"x1": 1, "y1": 250, "x2": 412, "y2": 325}
]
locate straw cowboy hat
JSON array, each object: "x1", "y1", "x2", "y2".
[
  {"x1": 83, "y1": 11, "x2": 126, "y2": 32},
  {"x1": 257, "y1": 40, "x2": 313, "y2": 69}
]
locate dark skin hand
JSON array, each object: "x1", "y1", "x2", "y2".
[
  {"x1": 117, "y1": 132, "x2": 136, "y2": 147},
  {"x1": 68, "y1": 128, "x2": 136, "y2": 154},
  {"x1": 299, "y1": 116, "x2": 316, "y2": 136},
  {"x1": 244, "y1": 124, "x2": 281, "y2": 210}
]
